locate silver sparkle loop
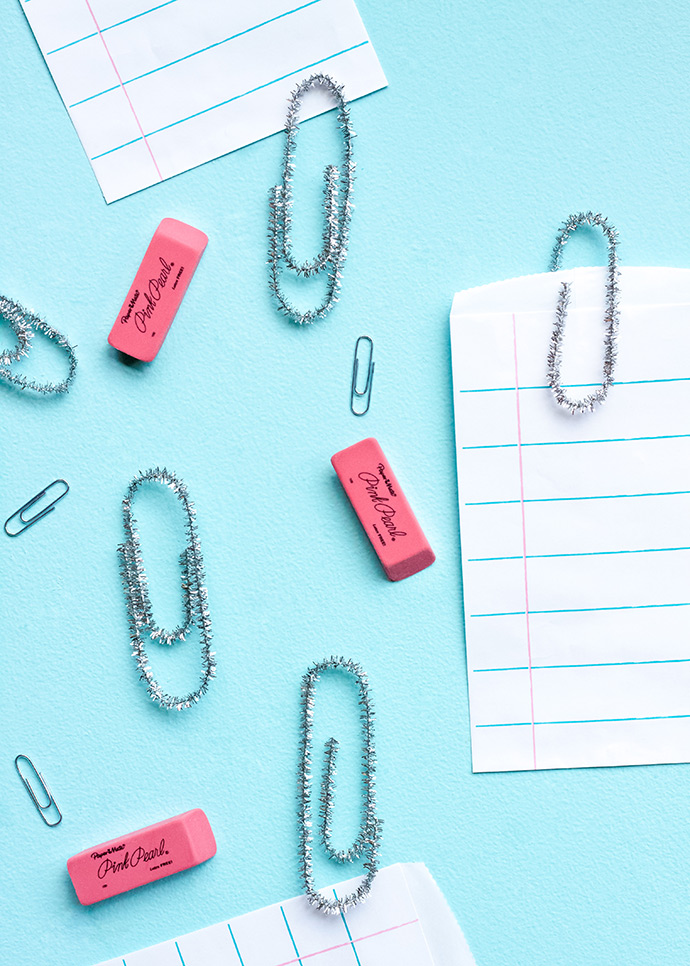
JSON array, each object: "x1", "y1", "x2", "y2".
[
  {"x1": 0, "y1": 295, "x2": 77, "y2": 394},
  {"x1": 118, "y1": 467, "x2": 215, "y2": 711},
  {"x1": 298, "y1": 656, "x2": 381, "y2": 914},
  {"x1": 547, "y1": 211, "x2": 620, "y2": 414},
  {"x1": 268, "y1": 74, "x2": 355, "y2": 325}
]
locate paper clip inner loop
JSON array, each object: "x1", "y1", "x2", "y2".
[
  {"x1": 14, "y1": 755, "x2": 63, "y2": 827},
  {"x1": 350, "y1": 336, "x2": 374, "y2": 416},
  {"x1": 4, "y1": 479, "x2": 69, "y2": 537}
]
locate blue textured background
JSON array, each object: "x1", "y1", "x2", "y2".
[{"x1": 2, "y1": 2, "x2": 690, "y2": 964}]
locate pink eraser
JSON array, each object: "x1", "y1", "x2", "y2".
[
  {"x1": 108, "y1": 218, "x2": 208, "y2": 362},
  {"x1": 331, "y1": 437, "x2": 435, "y2": 581},
  {"x1": 67, "y1": 808, "x2": 216, "y2": 905}
]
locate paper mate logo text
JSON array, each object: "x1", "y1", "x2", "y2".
[
  {"x1": 358, "y1": 464, "x2": 407, "y2": 543},
  {"x1": 120, "y1": 291, "x2": 140, "y2": 325},
  {"x1": 93, "y1": 838, "x2": 170, "y2": 879}
]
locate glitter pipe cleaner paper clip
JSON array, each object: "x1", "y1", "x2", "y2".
[
  {"x1": 547, "y1": 211, "x2": 620, "y2": 414},
  {"x1": 268, "y1": 74, "x2": 355, "y2": 325},
  {"x1": 117, "y1": 468, "x2": 215, "y2": 711},
  {"x1": 298, "y1": 656, "x2": 381, "y2": 914},
  {"x1": 0, "y1": 295, "x2": 77, "y2": 394}
]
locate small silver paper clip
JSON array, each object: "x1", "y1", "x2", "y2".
[
  {"x1": 4, "y1": 479, "x2": 69, "y2": 537},
  {"x1": 350, "y1": 336, "x2": 374, "y2": 416},
  {"x1": 15, "y1": 755, "x2": 63, "y2": 827}
]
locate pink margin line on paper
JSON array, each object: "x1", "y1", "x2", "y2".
[
  {"x1": 512, "y1": 313, "x2": 537, "y2": 770},
  {"x1": 81, "y1": 0, "x2": 163, "y2": 181},
  {"x1": 272, "y1": 918, "x2": 420, "y2": 966}
]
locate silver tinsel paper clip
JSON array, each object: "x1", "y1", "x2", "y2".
[
  {"x1": 298, "y1": 656, "x2": 381, "y2": 914},
  {"x1": 117, "y1": 467, "x2": 215, "y2": 711},
  {"x1": 268, "y1": 74, "x2": 355, "y2": 325},
  {"x1": 547, "y1": 212, "x2": 620, "y2": 414},
  {"x1": 0, "y1": 295, "x2": 77, "y2": 394}
]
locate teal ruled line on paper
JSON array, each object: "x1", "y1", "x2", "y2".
[
  {"x1": 227, "y1": 924, "x2": 245, "y2": 965},
  {"x1": 463, "y1": 433, "x2": 690, "y2": 450},
  {"x1": 175, "y1": 941, "x2": 186, "y2": 965},
  {"x1": 466, "y1": 490, "x2": 690, "y2": 506},
  {"x1": 476, "y1": 714, "x2": 690, "y2": 728},
  {"x1": 281, "y1": 906, "x2": 305, "y2": 966},
  {"x1": 459, "y1": 377, "x2": 690, "y2": 393},
  {"x1": 46, "y1": 1, "x2": 178, "y2": 55},
  {"x1": 468, "y1": 546, "x2": 690, "y2": 562},
  {"x1": 474, "y1": 658, "x2": 690, "y2": 672},
  {"x1": 90, "y1": 41, "x2": 369, "y2": 158},
  {"x1": 471, "y1": 602, "x2": 690, "y2": 618},
  {"x1": 125, "y1": 1, "x2": 323, "y2": 86},
  {"x1": 71, "y1": 0, "x2": 323, "y2": 104},
  {"x1": 334, "y1": 889, "x2": 363, "y2": 965}
]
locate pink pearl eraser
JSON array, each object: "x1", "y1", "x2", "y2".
[
  {"x1": 331, "y1": 437, "x2": 435, "y2": 581},
  {"x1": 108, "y1": 218, "x2": 208, "y2": 362},
  {"x1": 67, "y1": 808, "x2": 216, "y2": 905}
]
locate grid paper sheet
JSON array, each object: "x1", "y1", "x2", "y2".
[
  {"x1": 95, "y1": 865, "x2": 439, "y2": 966},
  {"x1": 451, "y1": 266, "x2": 690, "y2": 773},
  {"x1": 21, "y1": 0, "x2": 387, "y2": 202}
]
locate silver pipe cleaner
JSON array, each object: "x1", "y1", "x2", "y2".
[
  {"x1": 268, "y1": 74, "x2": 355, "y2": 325},
  {"x1": 117, "y1": 467, "x2": 215, "y2": 711},
  {"x1": 298, "y1": 656, "x2": 381, "y2": 914},
  {"x1": 0, "y1": 295, "x2": 77, "y2": 393},
  {"x1": 547, "y1": 211, "x2": 620, "y2": 414}
]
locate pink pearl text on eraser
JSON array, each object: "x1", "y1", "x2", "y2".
[
  {"x1": 67, "y1": 809, "x2": 216, "y2": 905},
  {"x1": 108, "y1": 218, "x2": 208, "y2": 362},
  {"x1": 331, "y1": 437, "x2": 435, "y2": 581}
]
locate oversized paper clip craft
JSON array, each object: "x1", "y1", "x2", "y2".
[
  {"x1": 0, "y1": 295, "x2": 77, "y2": 394},
  {"x1": 118, "y1": 467, "x2": 215, "y2": 711},
  {"x1": 350, "y1": 336, "x2": 374, "y2": 416},
  {"x1": 4, "y1": 479, "x2": 69, "y2": 537},
  {"x1": 15, "y1": 755, "x2": 63, "y2": 826},
  {"x1": 268, "y1": 74, "x2": 355, "y2": 325},
  {"x1": 298, "y1": 656, "x2": 381, "y2": 914},
  {"x1": 547, "y1": 211, "x2": 620, "y2": 414}
]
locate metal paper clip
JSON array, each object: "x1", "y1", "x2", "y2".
[
  {"x1": 4, "y1": 479, "x2": 69, "y2": 537},
  {"x1": 350, "y1": 336, "x2": 374, "y2": 416},
  {"x1": 548, "y1": 211, "x2": 620, "y2": 414},
  {"x1": 14, "y1": 755, "x2": 63, "y2": 827}
]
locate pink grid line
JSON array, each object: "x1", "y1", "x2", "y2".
[
  {"x1": 272, "y1": 917, "x2": 420, "y2": 966},
  {"x1": 82, "y1": 0, "x2": 163, "y2": 181},
  {"x1": 512, "y1": 313, "x2": 537, "y2": 769}
]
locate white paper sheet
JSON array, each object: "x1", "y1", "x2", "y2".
[
  {"x1": 20, "y1": 0, "x2": 387, "y2": 202},
  {"x1": 451, "y1": 266, "x2": 690, "y2": 772},
  {"x1": 94, "y1": 863, "x2": 475, "y2": 966}
]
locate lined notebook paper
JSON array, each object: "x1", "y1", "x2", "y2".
[
  {"x1": 21, "y1": 0, "x2": 387, "y2": 202},
  {"x1": 94, "y1": 863, "x2": 476, "y2": 966},
  {"x1": 451, "y1": 266, "x2": 690, "y2": 773}
]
